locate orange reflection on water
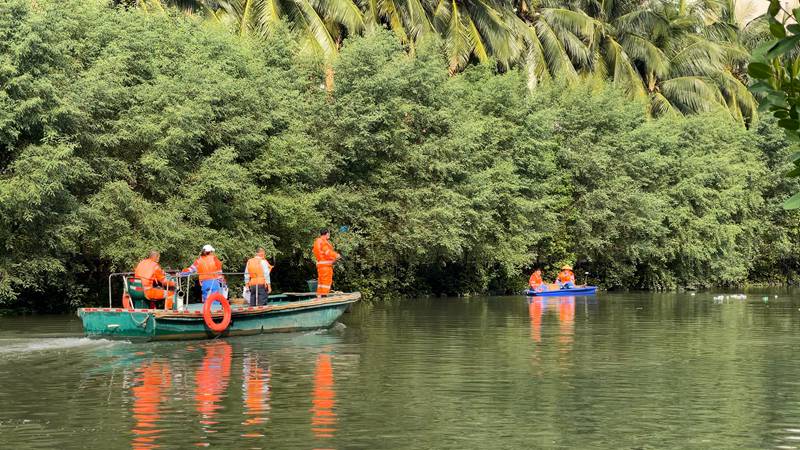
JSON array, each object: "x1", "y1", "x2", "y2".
[
  {"x1": 194, "y1": 341, "x2": 233, "y2": 432},
  {"x1": 529, "y1": 299, "x2": 543, "y2": 343},
  {"x1": 527, "y1": 297, "x2": 575, "y2": 345},
  {"x1": 131, "y1": 361, "x2": 171, "y2": 450},
  {"x1": 241, "y1": 354, "x2": 271, "y2": 437},
  {"x1": 310, "y1": 353, "x2": 337, "y2": 441},
  {"x1": 558, "y1": 297, "x2": 575, "y2": 348}
]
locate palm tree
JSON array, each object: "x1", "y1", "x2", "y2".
[
  {"x1": 214, "y1": 0, "x2": 365, "y2": 90},
  {"x1": 131, "y1": 0, "x2": 760, "y2": 122},
  {"x1": 512, "y1": 0, "x2": 758, "y2": 122},
  {"x1": 361, "y1": 0, "x2": 435, "y2": 52},
  {"x1": 137, "y1": 0, "x2": 364, "y2": 91}
]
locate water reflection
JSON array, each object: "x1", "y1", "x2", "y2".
[
  {"x1": 558, "y1": 297, "x2": 575, "y2": 348},
  {"x1": 6, "y1": 295, "x2": 800, "y2": 449},
  {"x1": 527, "y1": 297, "x2": 575, "y2": 346},
  {"x1": 195, "y1": 341, "x2": 233, "y2": 441},
  {"x1": 528, "y1": 299, "x2": 543, "y2": 343},
  {"x1": 311, "y1": 353, "x2": 337, "y2": 441},
  {"x1": 241, "y1": 353, "x2": 271, "y2": 437},
  {"x1": 131, "y1": 361, "x2": 171, "y2": 450}
]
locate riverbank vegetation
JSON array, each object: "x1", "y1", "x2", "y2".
[{"x1": 1, "y1": 0, "x2": 799, "y2": 310}]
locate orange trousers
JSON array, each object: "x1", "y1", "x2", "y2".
[
  {"x1": 316, "y1": 264, "x2": 333, "y2": 296},
  {"x1": 145, "y1": 288, "x2": 174, "y2": 309}
]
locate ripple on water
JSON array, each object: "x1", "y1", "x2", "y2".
[{"x1": 0, "y1": 337, "x2": 125, "y2": 356}]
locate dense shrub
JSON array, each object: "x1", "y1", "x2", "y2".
[{"x1": 0, "y1": 0, "x2": 795, "y2": 309}]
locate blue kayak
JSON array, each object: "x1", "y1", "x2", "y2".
[{"x1": 524, "y1": 286, "x2": 597, "y2": 296}]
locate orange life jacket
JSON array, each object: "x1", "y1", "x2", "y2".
[
  {"x1": 313, "y1": 237, "x2": 339, "y2": 265},
  {"x1": 194, "y1": 254, "x2": 223, "y2": 281},
  {"x1": 246, "y1": 257, "x2": 272, "y2": 287},
  {"x1": 529, "y1": 272, "x2": 543, "y2": 287},
  {"x1": 557, "y1": 270, "x2": 575, "y2": 283},
  {"x1": 135, "y1": 258, "x2": 166, "y2": 289}
]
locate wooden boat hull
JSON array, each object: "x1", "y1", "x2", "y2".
[
  {"x1": 524, "y1": 286, "x2": 597, "y2": 297},
  {"x1": 77, "y1": 293, "x2": 360, "y2": 342}
]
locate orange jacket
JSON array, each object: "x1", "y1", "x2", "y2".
[
  {"x1": 529, "y1": 272, "x2": 543, "y2": 288},
  {"x1": 245, "y1": 257, "x2": 272, "y2": 287},
  {"x1": 313, "y1": 236, "x2": 339, "y2": 265},
  {"x1": 186, "y1": 254, "x2": 223, "y2": 281},
  {"x1": 557, "y1": 270, "x2": 575, "y2": 283},
  {"x1": 135, "y1": 258, "x2": 174, "y2": 289}
]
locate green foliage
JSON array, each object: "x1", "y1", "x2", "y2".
[
  {"x1": 0, "y1": 0, "x2": 796, "y2": 310},
  {"x1": 747, "y1": 0, "x2": 800, "y2": 209}
]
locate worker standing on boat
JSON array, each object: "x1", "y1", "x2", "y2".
[
  {"x1": 134, "y1": 251, "x2": 175, "y2": 309},
  {"x1": 181, "y1": 245, "x2": 225, "y2": 301},
  {"x1": 244, "y1": 247, "x2": 272, "y2": 306},
  {"x1": 313, "y1": 229, "x2": 340, "y2": 297},
  {"x1": 556, "y1": 265, "x2": 576, "y2": 289},
  {"x1": 529, "y1": 269, "x2": 546, "y2": 293}
]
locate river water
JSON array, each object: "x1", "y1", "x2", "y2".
[{"x1": 1, "y1": 291, "x2": 800, "y2": 449}]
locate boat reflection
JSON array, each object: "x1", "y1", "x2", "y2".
[
  {"x1": 125, "y1": 341, "x2": 342, "y2": 448},
  {"x1": 527, "y1": 297, "x2": 575, "y2": 346},
  {"x1": 310, "y1": 353, "x2": 337, "y2": 441},
  {"x1": 241, "y1": 353, "x2": 271, "y2": 437},
  {"x1": 131, "y1": 361, "x2": 171, "y2": 450},
  {"x1": 195, "y1": 341, "x2": 233, "y2": 436}
]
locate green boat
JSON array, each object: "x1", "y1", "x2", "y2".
[{"x1": 77, "y1": 273, "x2": 360, "y2": 342}]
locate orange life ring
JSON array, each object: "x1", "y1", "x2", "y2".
[{"x1": 203, "y1": 292, "x2": 232, "y2": 333}]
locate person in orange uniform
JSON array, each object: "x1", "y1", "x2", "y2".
[
  {"x1": 244, "y1": 247, "x2": 272, "y2": 306},
  {"x1": 313, "y1": 229, "x2": 340, "y2": 297},
  {"x1": 134, "y1": 251, "x2": 175, "y2": 309},
  {"x1": 529, "y1": 268, "x2": 546, "y2": 293},
  {"x1": 556, "y1": 265, "x2": 576, "y2": 289},
  {"x1": 180, "y1": 244, "x2": 225, "y2": 301}
]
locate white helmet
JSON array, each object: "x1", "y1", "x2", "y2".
[{"x1": 202, "y1": 244, "x2": 215, "y2": 253}]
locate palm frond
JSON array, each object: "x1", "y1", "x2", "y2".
[
  {"x1": 467, "y1": 16, "x2": 491, "y2": 63},
  {"x1": 467, "y1": 0, "x2": 518, "y2": 64},
  {"x1": 659, "y1": 76, "x2": 726, "y2": 114},
  {"x1": 614, "y1": 8, "x2": 669, "y2": 38},
  {"x1": 444, "y1": 0, "x2": 471, "y2": 72},
  {"x1": 294, "y1": 0, "x2": 339, "y2": 58},
  {"x1": 534, "y1": 19, "x2": 579, "y2": 80},
  {"x1": 604, "y1": 37, "x2": 646, "y2": 97},
  {"x1": 668, "y1": 36, "x2": 726, "y2": 77},
  {"x1": 541, "y1": 8, "x2": 595, "y2": 38},
  {"x1": 619, "y1": 33, "x2": 668, "y2": 78},
  {"x1": 378, "y1": 0, "x2": 409, "y2": 42},
  {"x1": 649, "y1": 91, "x2": 679, "y2": 117},
  {"x1": 404, "y1": 0, "x2": 435, "y2": 40},
  {"x1": 311, "y1": 0, "x2": 365, "y2": 34},
  {"x1": 716, "y1": 70, "x2": 757, "y2": 123}
]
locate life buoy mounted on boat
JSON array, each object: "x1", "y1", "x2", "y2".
[{"x1": 203, "y1": 292, "x2": 232, "y2": 333}]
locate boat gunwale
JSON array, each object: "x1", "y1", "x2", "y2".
[{"x1": 78, "y1": 292, "x2": 360, "y2": 318}]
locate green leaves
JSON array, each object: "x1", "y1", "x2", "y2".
[
  {"x1": 747, "y1": 5, "x2": 800, "y2": 208},
  {"x1": 770, "y1": 21, "x2": 786, "y2": 39},
  {"x1": 748, "y1": 62, "x2": 772, "y2": 78}
]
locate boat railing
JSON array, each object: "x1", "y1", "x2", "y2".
[{"x1": 107, "y1": 271, "x2": 249, "y2": 308}]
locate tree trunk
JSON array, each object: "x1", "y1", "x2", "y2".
[{"x1": 325, "y1": 64, "x2": 335, "y2": 94}]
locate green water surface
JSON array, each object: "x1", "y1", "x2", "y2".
[{"x1": 1, "y1": 291, "x2": 799, "y2": 449}]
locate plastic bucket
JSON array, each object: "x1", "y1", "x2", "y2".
[{"x1": 306, "y1": 279, "x2": 318, "y2": 292}]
